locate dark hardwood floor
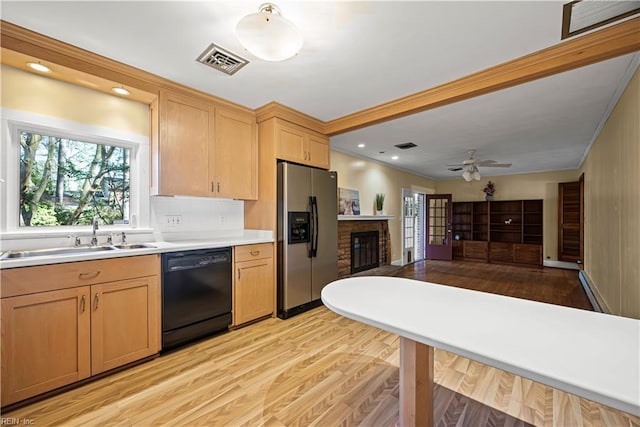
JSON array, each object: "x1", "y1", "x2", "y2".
[{"x1": 391, "y1": 260, "x2": 593, "y2": 311}]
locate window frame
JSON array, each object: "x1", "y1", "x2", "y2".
[{"x1": 1, "y1": 108, "x2": 150, "y2": 237}]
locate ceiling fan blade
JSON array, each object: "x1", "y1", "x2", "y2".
[
  {"x1": 483, "y1": 163, "x2": 512, "y2": 168},
  {"x1": 446, "y1": 163, "x2": 465, "y2": 167},
  {"x1": 476, "y1": 160, "x2": 512, "y2": 167}
]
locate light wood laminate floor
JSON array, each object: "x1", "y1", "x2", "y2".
[{"x1": 4, "y1": 261, "x2": 638, "y2": 426}]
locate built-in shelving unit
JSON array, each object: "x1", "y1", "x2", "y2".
[{"x1": 452, "y1": 199, "x2": 543, "y2": 266}]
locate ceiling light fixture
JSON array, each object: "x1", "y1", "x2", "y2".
[
  {"x1": 392, "y1": 155, "x2": 399, "y2": 160},
  {"x1": 236, "y1": 3, "x2": 303, "y2": 61},
  {"x1": 358, "y1": 143, "x2": 365, "y2": 148},
  {"x1": 27, "y1": 62, "x2": 51, "y2": 73},
  {"x1": 462, "y1": 165, "x2": 481, "y2": 182},
  {"x1": 111, "y1": 87, "x2": 130, "y2": 96}
]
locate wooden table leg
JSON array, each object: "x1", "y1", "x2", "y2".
[{"x1": 399, "y1": 337, "x2": 434, "y2": 427}]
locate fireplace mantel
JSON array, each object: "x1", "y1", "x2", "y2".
[{"x1": 338, "y1": 215, "x2": 394, "y2": 221}]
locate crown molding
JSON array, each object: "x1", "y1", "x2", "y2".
[{"x1": 255, "y1": 101, "x2": 325, "y2": 133}]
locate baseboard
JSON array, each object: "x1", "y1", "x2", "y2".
[
  {"x1": 578, "y1": 271, "x2": 608, "y2": 313},
  {"x1": 543, "y1": 259, "x2": 580, "y2": 270},
  {"x1": 391, "y1": 259, "x2": 403, "y2": 266}
]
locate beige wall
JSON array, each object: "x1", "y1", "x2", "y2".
[
  {"x1": 436, "y1": 170, "x2": 580, "y2": 260},
  {"x1": 581, "y1": 68, "x2": 639, "y2": 319},
  {"x1": 1, "y1": 65, "x2": 149, "y2": 135},
  {"x1": 330, "y1": 150, "x2": 437, "y2": 263}
]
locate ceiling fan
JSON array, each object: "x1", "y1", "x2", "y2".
[{"x1": 447, "y1": 150, "x2": 512, "y2": 181}]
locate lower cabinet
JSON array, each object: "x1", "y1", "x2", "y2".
[
  {"x1": 1, "y1": 287, "x2": 91, "y2": 406},
  {"x1": 91, "y1": 276, "x2": 160, "y2": 374},
  {"x1": 463, "y1": 241, "x2": 489, "y2": 261},
  {"x1": 0, "y1": 255, "x2": 160, "y2": 406},
  {"x1": 233, "y1": 243, "x2": 274, "y2": 326}
]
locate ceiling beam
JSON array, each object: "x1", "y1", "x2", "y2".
[{"x1": 324, "y1": 17, "x2": 640, "y2": 136}]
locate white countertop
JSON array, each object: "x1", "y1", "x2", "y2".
[
  {"x1": 321, "y1": 276, "x2": 640, "y2": 416},
  {"x1": 0, "y1": 229, "x2": 273, "y2": 269}
]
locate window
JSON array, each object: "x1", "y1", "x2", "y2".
[
  {"x1": 1, "y1": 109, "x2": 150, "y2": 235},
  {"x1": 19, "y1": 130, "x2": 130, "y2": 227}
]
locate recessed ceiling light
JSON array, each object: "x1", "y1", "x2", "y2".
[
  {"x1": 112, "y1": 87, "x2": 130, "y2": 96},
  {"x1": 391, "y1": 155, "x2": 399, "y2": 160},
  {"x1": 357, "y1": 143, "x2": 365, "y2": 148},
  {"x1": 27, "y1": 62, "x2": 51, "y2": 73}
]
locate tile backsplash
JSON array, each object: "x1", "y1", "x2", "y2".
[{"x1": 151, "y1": 196, "x2": 244, "y2": 233}]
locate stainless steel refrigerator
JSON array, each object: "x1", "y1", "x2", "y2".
[{"x1": 277, "y1": 162, "x2": 338, "y2": 319}]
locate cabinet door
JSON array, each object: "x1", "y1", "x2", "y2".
[
  {"x1": 1, "y1": 287, "x2": 91, "y2": 406},
  {"x1": 234, "y1": 257, "x2": 274, "y2": 325},
  {"x1": 91, "y1": 276, "x2": 160, "y2": 374},
  {"x1": 159, "y1": 91, "x2": 214, "y2": 196},
  {"x1": 307, "y1": 133, "x2": 330, "y2": 169},
  {"x1": 275, "y1": 122, "x2": 307, "y2": 164},
  {"x1": 214, "y1": 108, "x2": 257, "y2": 200}
]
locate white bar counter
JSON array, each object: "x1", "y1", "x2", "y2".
[{"x1": 322, "y1": 277, "x2": 640, "y2": 424}]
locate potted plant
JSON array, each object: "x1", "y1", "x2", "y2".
[
  {"x1": 483, "y1": 181, "x2": 495, "y2": 201},
  {"x1": 375, "y1": 193, "x2": 385, "y2": 215}
]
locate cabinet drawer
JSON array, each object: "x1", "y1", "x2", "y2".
[
  {"x1": 234, "y1": 243, "x2": 273, "y2": 262},
  {"x1": 1, "y1": 255, "x2": 160, "y2": 298}
]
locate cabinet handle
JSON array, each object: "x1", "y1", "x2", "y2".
[
  {"x1": 80, "y1": 295, "x2": 86, "y2": 313},
  {"x1": 217, "y1": 182, "x2": 220, "y2": 193},
  {"x1": 79, "y1": 270, "x2": 101, "y2": 280},
  {"x1": 250, "y1": 250, "x2": 260, "y2": 256},
  {"x1": 237, "y1": 268, "x2": 241, "y2": 280},
  {"x1": 308, "y1": 152, "x2": 311, "y2": 161},
  {"x1": 94, "y1": 293, "x2": 100, "y2": 310},
  {"x1": 211, "y1": 181, "x2": 214, "y2": 192}
]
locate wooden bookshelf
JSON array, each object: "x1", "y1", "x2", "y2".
[{"x1": 451, "y1": 199, "x2": 543, "y2": 266}]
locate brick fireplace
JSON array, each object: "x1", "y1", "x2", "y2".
[{"x1": 338, "y1": 218, "x2": 392, "y2": 278}]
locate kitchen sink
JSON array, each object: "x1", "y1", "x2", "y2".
[
  {"x1": 1, "y1": 245, "x2": 118, "y2": 259},
  {"x1": 1, "y1": 243, "x2": 156, "y2": 260},
  {"x1": 112, "y1": 243, "x2": 156, "y2": 249}
]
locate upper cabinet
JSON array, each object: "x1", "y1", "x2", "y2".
[
  {"x1": 156, "y1": 90, "x2": 214, "y2": 197},
  {"x1": 153, "y1": 90, "x2": 257, "y2": 200},
  {"x1": 213, "y1": 107, "x2": 257, "y2": 200},
  {"x1": 274, "y1": 119, "x2": 330, "y2": 169}
]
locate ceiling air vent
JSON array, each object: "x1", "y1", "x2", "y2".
[
  {"x1": 394, "y1": 142, "x2": 418, "y2": 150},
  {"x1": 196, "y1": 43, "x2": 249, "y2": 75}
]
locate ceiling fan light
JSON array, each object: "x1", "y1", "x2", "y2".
[
  {"x1": 462, "y1": 170, "x2": 472, "y2": 182},
  {"x1": 236, "y1": 3, "x2": 303, "y2": 61},
  {"x1": 472, "y1": 170, "x2": 481, "y2": 181}
]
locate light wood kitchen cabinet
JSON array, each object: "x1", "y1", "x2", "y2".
[
  {"x1": 213, "y1": 107, "x2": 257, "y2": 200},
  {"x1": 154, "y1": 90, "x2": 258, "y2": 199},
  {"x1": 233, "y1": 243, "x2": 274, "y2": 326},
  {"x1": 274, "y1": 119, "x2": 330, "y2": 169},
  {"x1": 0, "y1": 255, "x2": 160, "y2": 406},
  {"x1": 1, "y1": 287, "x2": 91, "y2": 406},
  {"x1": 157, "y1": 90, "x2": 214, "y2": 197},
  {"x1": 91, "y1": 275, "x2": 160, "y2": 374}
]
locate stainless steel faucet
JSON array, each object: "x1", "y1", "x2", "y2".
[{"x1": 91, "y1": 216, "x2": 99, "y2": 246}]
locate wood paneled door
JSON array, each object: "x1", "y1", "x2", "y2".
[
  {"x1": 426, "y1": 194, "x2": 453, "y2": 260},
  {"x1": 558, "y1": 178, "x2": 583, "y2": 264}
]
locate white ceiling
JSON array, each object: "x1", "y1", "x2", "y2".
[{"x1": 2, "y1": 1, "x2": 638, "y2": 180}]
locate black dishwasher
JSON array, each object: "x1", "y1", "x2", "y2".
[{"x1": 162, "y1": 248, "x2": 232, "y2": 350}]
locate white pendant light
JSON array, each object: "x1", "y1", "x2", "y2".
[{"x1": 236, "y1": 3, "x2": 303, "y2": 61}]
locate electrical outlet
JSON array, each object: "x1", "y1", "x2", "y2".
[{"x1": 165, "y1": 215, "x2": 182, "y2": 227}]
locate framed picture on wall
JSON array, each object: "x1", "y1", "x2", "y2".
[{"x1": 338, "y1": 187, "x2": 360, "y2": 215}]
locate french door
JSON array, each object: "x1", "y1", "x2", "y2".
[{"x1": 426, "y1": 194, "x2": 452, "y2": 260}]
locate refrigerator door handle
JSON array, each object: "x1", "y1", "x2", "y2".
[
  {"x1": 312, "y1": 196, "x2": 319, "y2": 258},
  {"x1": 309, "y1": 196, "x2": 318, "y2": 258}
]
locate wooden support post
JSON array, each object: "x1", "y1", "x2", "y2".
[{"x1": 399, "y1": 337, "x2": 434, "y2": 427}]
